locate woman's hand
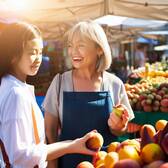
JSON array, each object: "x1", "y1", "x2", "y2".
[{"x1": 108, "y1": 104, "x2": 129, "y2": 132}]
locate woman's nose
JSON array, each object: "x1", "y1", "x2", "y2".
[{"x1": 71, "y1": 46, "x2": 79, "y2": 54}]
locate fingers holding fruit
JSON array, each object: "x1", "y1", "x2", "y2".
[
  {"x1": 85, "y1": 132, "x2": 104, "y2": 152},
  {"x1": 71, "y1": 130, "x2": 100, "y2": 155},
  {"x1": 108, "y1": 104, "x2": 129, "y2": 131}
]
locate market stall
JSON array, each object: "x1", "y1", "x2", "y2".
[{"x1": 1, "y1": 1, "x2": 168, "y2": 167}]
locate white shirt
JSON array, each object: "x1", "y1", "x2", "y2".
[
  {"x1": 135, "y1": 50, "x2": 145, "y2": 68},
  {"x1": 0, "y1": 75, "x2": 47, "y2": 168},
  {"x1": 42, "y1": 70, "x2": 134, "y2": 123}
]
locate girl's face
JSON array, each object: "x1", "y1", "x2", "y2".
[
  {"x1": 67, "y1": 36, "x2": 102, "y2": 70},
  {"x1": 12, "y1": 38, "x2": 43, "y2": 81}
]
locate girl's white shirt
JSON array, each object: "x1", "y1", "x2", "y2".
[{"x1": 0, "y1": 75, "x2": 47, "y2": 168}]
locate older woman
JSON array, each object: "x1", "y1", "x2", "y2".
[{"x1": 43, "y1": 20, "x2": 134, "y2": 168}]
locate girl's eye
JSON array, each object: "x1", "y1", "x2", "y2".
[
  {"x1": 67, "y1": 43, "x2": 72, "y2": 48},
  {"x1": 28, "y1": 50, "x2": 42, "y2": 55},
  {"x1": 28, "y1": 50, "x2": 36, "y2": 55},
  {"x1": 79, "y1": 44, "x2": 85, "y2": 47},
  {"x1": 29, "y1": 52, "x2": 36, "y2": 55}
]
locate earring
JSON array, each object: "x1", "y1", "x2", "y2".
[{"x1": 96, "y1": 55, "x2": 101, "y2": 68}]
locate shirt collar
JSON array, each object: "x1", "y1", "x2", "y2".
[{"x1": 2, "y1": 74, "x2": 34, "y2": 92}]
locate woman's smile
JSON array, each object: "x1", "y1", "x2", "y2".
[{"x1": 72, "y1": 56, "x2": 83, "y2": 62}]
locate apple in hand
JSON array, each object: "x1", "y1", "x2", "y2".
[{"x1": 112, "y1": 104, "x2": 127, "y2": 118}]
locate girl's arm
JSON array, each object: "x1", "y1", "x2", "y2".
[{"x1": 46, "y1": 131, "x2": 97, "y2": 161}]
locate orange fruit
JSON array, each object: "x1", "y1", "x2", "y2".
[
  {"x1": 155, "y1": 120, "x2": 167, "y2": 131},
  {"x1": 95, "y1": 159, "x2": 104, "y2": 168},
  {"x1": 76, "y1": 161, "x2": 94, "y2": 168},
  {"x1": 118, "y1": 145, "x2": 141, "y2": 163},
  {"x1": 104, "y1": 152, "x2": 119, "y2": 168},
  {"x1": 140, "y1": 124, "x2": 156, "y2": 139},
  {"x1": 93, "y1": 151, "x2": 107, "y2": 167},
  {"x1": 107, "y1": 142, "x2": 120, "y2": 153},
  {"x1": 141, "y1": 143, "x2": 165, "y2": 164}
]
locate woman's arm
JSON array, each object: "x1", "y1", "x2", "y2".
[
  {"x1": 45, "y1": 112, "x2": 59, "y2": 143},
  {"x1": 44, "y1": 112, "x2": 60, "y2": 168}
]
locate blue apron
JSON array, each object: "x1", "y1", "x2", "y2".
[{"x1": 58, "y1": 91, "x2": 117, "y2": 168}]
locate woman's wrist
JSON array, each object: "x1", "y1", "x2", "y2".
[{"x1": 109, "y1": 124, "x2": 128, "y2": 136}]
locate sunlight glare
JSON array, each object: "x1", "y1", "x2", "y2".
[{"x1": 5, "y1": 0, "x2": 28, "y2": 11}]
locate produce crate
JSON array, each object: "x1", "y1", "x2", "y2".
[
  {"x1": 118, "y1": 133, "x2": 137, "y2": 142},
  {"x1": 132, "y1": 110, "x2": 168, "y2": 126},
  {"x1": 117, "y1": 111, "x2": 168, "y2": 142}
]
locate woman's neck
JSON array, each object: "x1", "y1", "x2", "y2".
[
  {"x1": 72, "y1": 69, "x2": 103, "y2": 91},
  {"x1": 73, "y1": 68, "x2": 101, "y2": 80}
]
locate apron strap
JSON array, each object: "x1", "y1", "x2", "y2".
[
  {"x1": 32, "y1": 106, "x2": 40, "y2": 144},
  {"x1": 57, "y1": 73, "x2": 62, "y2": 129},
  {"x1": 0, "y1": 139, "x2": 11, "y2": 168},
  {"x1": 32, "y1": 106, "x2": 40, "y2": 168}
]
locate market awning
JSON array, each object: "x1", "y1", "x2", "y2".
[{"x1": 1, "y1": 0, "x2": 168, "y2": 40}]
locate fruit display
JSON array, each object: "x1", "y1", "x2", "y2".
[
  {"x1": 77, "y1": 120, "x2": 168, "y2": 168},
  {"x1": 125, "y1": 81, "x2": 168, "y2": 113},
  {"x1": 127, "y1": 62, "x2": 168, "y2": 84}
]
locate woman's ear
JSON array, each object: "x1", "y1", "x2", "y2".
[{"x1": 97, "y1": 47, "x2": 103, "y2": 57}]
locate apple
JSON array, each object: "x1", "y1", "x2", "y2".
[{"x1": 112, "y1": 104, "x2": 126, "y2": 118}]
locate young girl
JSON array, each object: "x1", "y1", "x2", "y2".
[{"x1": 0, "y1": 22, "x2": 96, "y2": 168}]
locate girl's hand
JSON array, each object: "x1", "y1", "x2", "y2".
[
  {"x1": 68, "y1": 130, "x2": 98, "y2": 155},
  {"x1": 108, "y1": 105, "x2": 129, "y2": 131}
]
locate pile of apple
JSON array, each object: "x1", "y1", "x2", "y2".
[
  {"x1": 76, "y1": 120, "x2": 168, "y2": 168},
  {"x1": 125, "y1": 81, "x2": 168, "y2": 113}
]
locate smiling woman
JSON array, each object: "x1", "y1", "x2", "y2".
[{"x1": 43, "y1": 20, "x2": 134, "y2": 168}]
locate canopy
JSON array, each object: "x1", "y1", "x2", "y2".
[
  {"x1": 1, "y1": 0, "x2": 168, "y2": 40},
  {"x1": 1, "y1": 0, "x2": 168, "y2": 21}
]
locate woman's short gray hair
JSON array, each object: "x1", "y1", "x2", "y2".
[{"x1": 66, "y1": 20, "x2": 112, "y2": 72}]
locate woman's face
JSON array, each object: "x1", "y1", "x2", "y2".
[
  {"x1": 67, "y1": 36, "x2": 102, "y2": 70},
  {"x1": 12, "y1": 38, "x2": 43, "y2": 80}
]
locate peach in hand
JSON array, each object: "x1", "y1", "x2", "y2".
[{"x1": 86, "y1": 132, "x2": 104, "y2": 151}]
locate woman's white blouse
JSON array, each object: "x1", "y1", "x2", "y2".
[
  {"x1": 0, "y1": 75, "x2": 47, "y2": 168},
  {"x1": 42, "y1": 70, "x2": 134, "y2": 124}
]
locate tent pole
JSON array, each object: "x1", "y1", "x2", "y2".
[
  {"x1": 104, "y1": 0, "x2": 109, "y2": 15},
  {"x1": 131, "y1": 38, "x2": 135, "y2": 70}
]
